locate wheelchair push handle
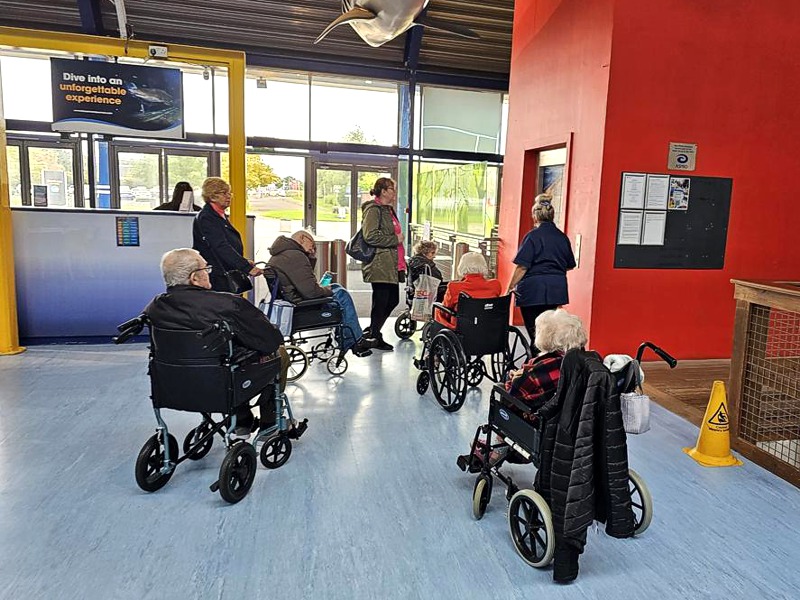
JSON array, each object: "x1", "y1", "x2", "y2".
[
  {"x1": 635, "y1": 341, "x2": 677, "y2": 368},
  {"x1": 113, "y1": 315, "x2": 146, "y2": 344},
  {"x1": 197, "y1": 321, "x2": 234, "y2": 353}
]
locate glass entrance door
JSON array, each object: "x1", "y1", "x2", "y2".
[{"x1": 312, "y1": 165, "x2": 394, "y2": 242}]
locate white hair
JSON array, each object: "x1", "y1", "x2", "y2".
[
  {"x1": 160, "y1": 248, "x2": 204, "y2": 287},
  {"x1": 534, "y1": 309, "x2": 587, "y2": 353},
  {"x1": 457, "y1": 252, "x2": 489, "y2": 278}
]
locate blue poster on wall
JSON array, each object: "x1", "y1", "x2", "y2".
[{"x1": 50, "y1": 58, "x2": 184, "y2": 139}]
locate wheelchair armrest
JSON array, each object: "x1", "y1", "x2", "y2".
[
  {"x1": 113, "y1": 314, "x2": 147, "y2": 344},
  {"x1": 491, "y1": 383, "x2": 539, "y2": 416},
  {"x1": 432, "y1": 302, "x2": 455, "y2": 317},
  {"x1": 231, "y1": 348, "x2": 262, "y2": 365},
  {"x1": 294, "y1": 297, "x2": 332, "y2": 309}
]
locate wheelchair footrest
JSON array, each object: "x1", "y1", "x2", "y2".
[
  {"x1": 456, "y1": 453, "x2": 483, "y2": 474},
  {"x1": 288, "y1": 418, "x2": 308, "y2": 440}
]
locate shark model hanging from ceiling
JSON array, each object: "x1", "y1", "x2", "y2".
[{"x1": 314, "y1": 0, "x2": 479, "y2": 47}]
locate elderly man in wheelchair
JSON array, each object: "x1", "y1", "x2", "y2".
[
  {"x1": 413, "y1": 254, "x2": 532, "y2": 412},
  {"x1": 115, "y1": 248, "x2": 307, "y2": 504}
]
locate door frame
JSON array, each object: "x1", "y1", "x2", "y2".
[
  {"x1": 10, "y1": 138, "x2": 83, "y2": 207},
  {"x1": 306, "y1": 155, "x2": 397, "y2": 237}
]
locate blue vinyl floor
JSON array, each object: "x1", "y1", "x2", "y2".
[{"x1": 1, "y1": 321, "x2": 799, "y2": 599}]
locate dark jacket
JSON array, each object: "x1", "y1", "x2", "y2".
[
  {"x1": 407, "y1": 255, "x2": 444, "y2": 285},
  {"x1": 143, "y1": 284, "x2": 283, "y2": 355},
  {"x1": 514, "y1": 221, "x2": 576, "y2": 306},
  {"x1": 535, "y1": 349, "x2": 634, "y2": 559},
  {"x1": 361, "y1": 200, "x2": 399, "y2": 284},
  {"x1": 192, "y1": 203, "x2": 251, "y2": 292},
  {"x1": 267, "y1": 236, "x2": 332, "y2": 303}
]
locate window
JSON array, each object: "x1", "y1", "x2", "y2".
[
  {"x1": 311, "y1": 76, "x2": 398, "y2": 146},
  {"x1": 414, "y1": 161, "x2": 500, "y2": 237},
  {"x1": 246, "y1": 71, "x2": 310, "y2": 140},
  {"x1": 421, "y1": 87, "x2": 503, "y2": 154},
  {"x1": 0, "y1": 55, "x2": 53, "y2": 122},
  {"x1": 117, "y1": 151, "x2": 161, "y2": 210}
]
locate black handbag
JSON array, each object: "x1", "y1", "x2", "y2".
[
  {"x1": 346, "y1": 207, "x2": 383, "y2": 264},
  {"x1": 346, "y1": 229, "x2": 376, "y2": 264},
  {"x1": 223, "y1": 269, "x2": 253, "y2": 294}
]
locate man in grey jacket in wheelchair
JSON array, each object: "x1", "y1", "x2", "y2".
[{"x1": 144, "y1": 248, "x2": 303, "y2": 439}]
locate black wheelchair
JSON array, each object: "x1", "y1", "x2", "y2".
[
  {"x1": 413, "y1": 294, "x2": 532, "y2": 412},
  {"x1": 457, "y1": 341, "x2": 676, "y2": 568},
  {"x1": 259, "y1": 266, "x2": 351, "y2": 379},
  {"x1": 115, "y1": 315, "x2": 307, "y2": 504}
]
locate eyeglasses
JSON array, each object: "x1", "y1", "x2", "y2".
[{"x1": 191, "y1": 265, "x2": 213, "y2": 275}]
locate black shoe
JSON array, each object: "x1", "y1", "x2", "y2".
[
  {"x1": 352, "y1": 337, "x2": 375, "y2": 357},
  {"x1": 373, "y1": 339, "x2": 394, "y2": 351}
]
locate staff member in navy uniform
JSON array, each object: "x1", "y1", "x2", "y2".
[
  {"x1": 193, "y1": 177, "x2": 262, "y2": 292},
  {"x1": 506, "y1": 194, "x2": 576, "y2": 350}
]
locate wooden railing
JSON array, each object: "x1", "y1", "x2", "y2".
[{"x1": 730, "y1": 280, "x2": 800, "y2": 487}]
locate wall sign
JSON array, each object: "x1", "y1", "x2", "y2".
[
  {"x1": 116, "y1": 216, "x2": 140, "y2": 247},
  {"x1": 668, "y1": 142, "x2": 697, "y2": 171},
  {"x1": 51, "y1": 58, "x2": 184, "y2": 139}
]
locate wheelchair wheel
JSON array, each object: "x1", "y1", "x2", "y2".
[
  {"x1": 183, "y1": 420, "x2": 214, "y2": 460},
  {"x1": 326, "y1": 355, "x2": 348, "y2": 376},
  {"x1": 135, "y1": 433, "x2": 178, "y2": 493},
  {"x1": 472, "y1": 473, "x2": 492, "y2": 520},
  {"x1": 466, "y1": 359, "x2": 484, "y2": 387},
  {"x1": 416, "y1": 371, "x2": 430, "y2": 395},
  {"x1": 628, "y1": 468, "x2": 653, "y2": 535},
  {"x1": 508, "y1": 489, "x2": 555, "y2": 568},
  {"x1": 285, "y1": 345, "x2": 309, "y2": 382},
  {"x1": 394, "y1": 311, "x2": 417, "y2": 340},
  {"x1": 260, "y1": 435, "x2": 292, "y2": 469},
  {"x1": 490, "y1": 326, "x2": 533, "y2": 382},
  {"x1": 313, "y1": 340, "x2": 335, "y2": 361},
  {"x1": 428, "y1": 331, "x2": 467, "y2": 412},
  {"x1": 218, "y1": 442, "x2": 258, "y2": 504}
]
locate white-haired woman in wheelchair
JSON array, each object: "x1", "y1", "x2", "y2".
[
  {"x1": 431, "y1": 252, "x2": 502, "y2": 332},
  {"x1": 473, "y1": 309, "x2": 587, "y2": 465}
]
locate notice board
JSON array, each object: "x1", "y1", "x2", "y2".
[{"x1": 614, "y1": 173, "x2": 732, "y2": 269}]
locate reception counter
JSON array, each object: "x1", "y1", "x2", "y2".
[{"x1": 11, "y1": 207, "x2": 255, "y2": 340}]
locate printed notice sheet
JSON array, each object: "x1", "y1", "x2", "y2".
[
  {"x1": 668, "y1": 177, "x2": 691, "y2": 210},
  {"x1": 621, "y1": 173, "x2": 646, "y2": 209},
  {"x1": 618, "y1": 210, "x2": 644, "y2": 245},
  {"x1": 645, "y1": 174, "x2": 670, "y2": 210},
  {"x1": 642, "y1": 211, "x2": 667, "y2": 245}
]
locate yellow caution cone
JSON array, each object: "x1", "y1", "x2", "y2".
[{"x1": 683, "y1": 380, "x2": 743, "y2": 467}]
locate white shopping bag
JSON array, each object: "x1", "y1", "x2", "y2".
[
  {"x1": 259, "y1": 298, "x2": 293, "y2": 338},
  {"x1": 620, "y1": 392, "x2": 651, "y2": 434},
  {"x1": 410, "y1": 272, "x2": 441, "y2": 321}
]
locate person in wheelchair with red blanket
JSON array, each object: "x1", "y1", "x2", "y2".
[
  {"x1": 469, "y1": 309, "x2": 587, "y2": 465},
  {"x1": 144, "y1": 248, "x2": 304, "y2": 439}
]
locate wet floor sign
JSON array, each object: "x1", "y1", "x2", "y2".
[{"x1": 683, "y1": 380, "x2": 743, "y2": 467}]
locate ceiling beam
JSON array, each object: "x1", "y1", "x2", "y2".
[{"x1": 76, "y1": 0, "x2": 105, "y2": 36}]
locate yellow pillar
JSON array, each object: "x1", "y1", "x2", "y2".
[
  {"x1": 226, "y1": 56, "x2": 247, "y2": 248},
  {"x1": 0, "y1": 62, "x2": 25, "y2": 354}
]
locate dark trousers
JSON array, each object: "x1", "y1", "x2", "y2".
[
  {"x1": 235, "y1": 347, "x2": 290, "y2": 430},
  {"x1": 369, "y1": 282, "x2": 400, "y2": 337},
  {"x1": 519, "y1": 304, "x2": 559, "y2": 352}
]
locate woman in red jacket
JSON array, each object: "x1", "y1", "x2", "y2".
[{"x1": 435, "y1": 252, "x2": 502, "y2": 329}]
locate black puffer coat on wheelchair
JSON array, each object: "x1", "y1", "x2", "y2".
[{"x1": 534, "y1": 349, "x2": 634, "y2": 576}]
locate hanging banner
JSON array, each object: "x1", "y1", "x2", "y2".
[{"x1": 50, "y1": 58, "x2": 184, "y2": 139}]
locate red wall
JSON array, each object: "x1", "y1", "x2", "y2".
[
  {"x1": 591, "y1": 0, "x2": 800, "y2": 358},
  {"x1": 500, "y1": 0, "x2": 615, "y2": 335},
  {"x1": 504, "y1": 0, "x2": 800, "y2": 359}
]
